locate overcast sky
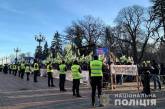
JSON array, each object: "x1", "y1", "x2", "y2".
[{"x1": 0, "y1": 0, "x2": 152, "y2": 58}]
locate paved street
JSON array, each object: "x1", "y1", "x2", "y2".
[{"x1": 0, "y1": 72, "x2": 165, "y2": 109}]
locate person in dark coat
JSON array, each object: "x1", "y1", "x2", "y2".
[
  {"x1": 160, "y1": 63, "x2": 165, "y2": 84},
  {"x1": 141, "y1": 62, "x2": 151, "y2": 95},
  {"x1": 3, "y1": 64, "x2": 8, "y2": 74},
  {"x1": 151, "y1": 60, "x2": 161, "y2": 90}
]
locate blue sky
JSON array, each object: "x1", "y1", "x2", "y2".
[{"x1": 0, "y1": 0, "x2": 151, "y2": 58}]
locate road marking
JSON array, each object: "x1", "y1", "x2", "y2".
[{"x1": 0, "y1": 87, "x2": 89, "y2": 94}]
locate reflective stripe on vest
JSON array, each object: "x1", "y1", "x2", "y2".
[
  {"x1": 25, "y1": 66, "x2": 30, "y2": 73},
  {"x1": 10, "y1": 65, "x2": 12, "y2": 69},
  {"x1": 18, "y1": 66, "x2": 20, "y2": 71},
  {"x1": 47, "y1": 64, "x2": 53, "y2": 72},
  {"x1": 34, "y1": 63, "x2": 39, "y2": 71},
  {"x1": 13, "y1": 65, "x2": 17, "y2": 70},
  {"x1": 90, "y1": 60, "x2": 103, "y2": 77},
  {"x1": 71, "y1": 65, "x2": 81, "y2": 79},
  {"x1": 21, "y1": 63, "x2": 25, "y2": 69},
  {"x1": 59, "y1": 64, "x2": 66, "y2": 74}
]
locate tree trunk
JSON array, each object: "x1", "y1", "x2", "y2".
[{"x1": 132, "y1": 42, "x2": 138, "y2": 64}]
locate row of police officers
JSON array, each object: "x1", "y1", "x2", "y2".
[{"x1": 2, "y1": 55, "x2": 104, "y2": 107}]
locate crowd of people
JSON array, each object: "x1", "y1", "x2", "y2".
[{"x1": 0, "y1": 56, "x2": 105, "y2": 107}]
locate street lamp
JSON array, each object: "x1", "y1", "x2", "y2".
[
  {"x1": 34, "y1": 33, "x2": 45, "y2": 62},
  {"x1": 35, "y1": 34, "x2": 45, "y2": 47},
  {"x1": 14, "y1": 48, "x2": 20, "y2": 64}
]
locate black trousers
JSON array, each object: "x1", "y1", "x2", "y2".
[
  {"x1": 143, "y1": 73, "x2": 150, "y2": 95},
  {"x1": 21, "y1": 69, "x2": 25, "y2": 79},
  {"x1": 9, "y1": 69, "x2": 12, "y2": 74},
  {"x1": 18, "y1": 71, "x2": 21, "y2": 77},
  {"x1": 34, "y1": 70, "x2": 39, "y2": 82},
  {"x1": 26, "y1": 72, "x2": 30, "y2": 81},
  {"x1": 48, "y1": 72, "x2": 54, "y2": 86},
  {"x1": 14, "y1": 70, "x2": 17, "y2": 76},
  {"x1": 59, "y1": 74, "x2": 66, "y2": 91},
  {"x1": 72, "y1": 79, "x2": 80, "y2": 96},
  {"x1": 90, "y1": 77, "x2": 102, "y2": 105},
  {"x1": 3, "y1": 70, "x2": 8, "y2": 74}
]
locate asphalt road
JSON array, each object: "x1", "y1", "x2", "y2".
[{"x1": 0, "y1": 72, "x2": 165, "y2": 109}]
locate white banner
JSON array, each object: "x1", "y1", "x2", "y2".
[
  {"x1": 40, "y1": 69, "x2": 90, "y2": 85},
  {"x1": 110, "y1": 65, "x2": 138, "y2": 76}
]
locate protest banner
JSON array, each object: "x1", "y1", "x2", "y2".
[{"x1": 110, "y1": 65, "x2": 139, "y2": 91}]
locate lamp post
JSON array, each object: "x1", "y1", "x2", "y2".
[
  {"x1": 34, "y1": 33, "x2": 45, "y2": 61},
  {"x1": 35, "y1": 34, "x2": 45, "y2": 47},
  {"x1": 14, "y1": 48, "x2": 20, "y2": 64}
]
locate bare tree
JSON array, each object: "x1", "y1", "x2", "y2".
[
  {"x1": 65, "y1": 15, "x2": 105, "y2": 56},
  {"x1": 115, "y1": 5, "x2": 159, "y2": 64}
]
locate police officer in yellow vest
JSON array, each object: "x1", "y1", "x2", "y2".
[
  {"x1": 17, "y1": 63, "x2": 21, "y2": 77},
  {"x1": 11, "y1": 64, "x2": 14, "y2": 75},
  {"x1": 9, "y1": 64, "x2": 12, "y2": 74},
  {"x1": 89, "y1": 56, "x2": 104, "y2": 107},
  {"x1": 33, "y1": 60, "x2": 39, "y2": 82},
  {"x1": 59, "y1": 61, "x2": 67, "y2": 91},
  {"x1": 20, "y1": 62, "x2": 26, "y2": 79},
  {"x1": 71, "y1": 60, "x2": 82, "y2": 97},
  {"x1": 25, "y1": 64, "x2": 31, "y2": 81},
  {"x1": 13, "y1": 64, "x2": 17, "y2": 76},
  {"x1": 47, "y1": 61, "x2": 55, "y2": 87}
]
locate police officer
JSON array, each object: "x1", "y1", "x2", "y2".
[
  {"x1": 9, "y1": 64, "x2": 12, "y2": 74},
  {"x1": 13, "y1": 64, "x2": 17, "y2": 76},
  {"x1": 47, "y1": 61, "x2": 55, "y2": 87},
  {"x1": 11, "y1": 64, "x2": 14, "y2": 75},
  {"x1": 20, "y1": 62, "x2": 26, "y2": 79},
  {"x1": 89, "y1": 56, "x2": 104, "y2": 107},
  {"x1": 25, "y1": 64, "x2": 31, "y2": 81},
  {"x1": 33, "y1": 60, "x2": 39, "y2": 82},
  {"x1": 18, "y1": 63, "x2": 21, "y2": 77},
  {"x1": 71, "y1": 60, "x2": 82, "y2": 97},
  {"x1": 59, "y1": 61, "x2": 67, "y2": 91}
]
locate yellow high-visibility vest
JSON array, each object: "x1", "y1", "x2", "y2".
[
  {"x1": 90, "y1": 60, "x2": 103, "y2": 77},
  {"x1": 21, "y1": 63, "x2": 25, "y2": 70},
  {"x1": 59, "y1": 64, "x2": 66, "y2": 74},
  {"x1": 25, "y1": 66, "x2": 30, "y2": 73},
  {"x1": 34, "y1": 63, "x2": 39, "y2": 71},
  {"x1": 13, "y1": 65, "x2": 17, "y2": 70},
  {"x1": 47, "y1": 64, "x2": 53, "y2": 72},
  {"x1": 71, "y1": 65, "x2": 81, "y2": 79}
]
